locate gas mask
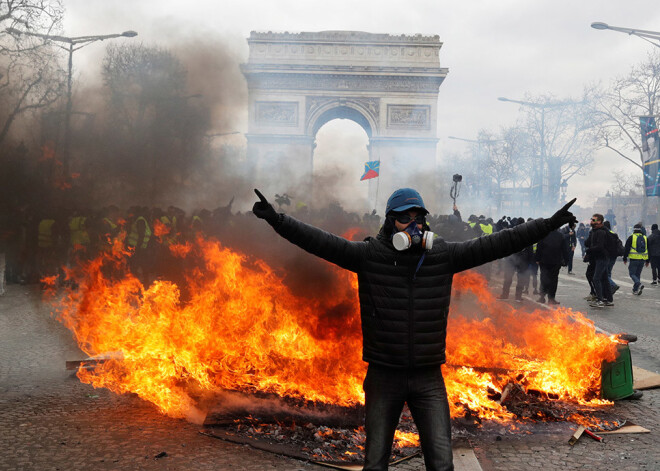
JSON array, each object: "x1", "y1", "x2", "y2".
[{"x1": 392, "y1": 223, "x2": 434, "y2": 251}]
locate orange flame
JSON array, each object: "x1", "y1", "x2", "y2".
[{"x1": 48, "y1": 236, "x2": 618, "y2": 424}]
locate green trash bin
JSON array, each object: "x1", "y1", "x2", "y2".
[{"x1": 601, "y1": 343, "x2": 634, "y2": 400}]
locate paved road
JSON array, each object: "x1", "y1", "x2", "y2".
[{"x1": 0, "y1": 260, "x2": 658, "y2": 470}]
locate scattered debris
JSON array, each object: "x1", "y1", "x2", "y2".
[
  {"x1": 568, "y1": 425, "x2": 585, "y2": 445},
  {"x1": 154, "y1": 451, "x2": 167, "y2": 459},
  {"x1": 583, "y1": 428, "x2": 604, "y2": 442}
]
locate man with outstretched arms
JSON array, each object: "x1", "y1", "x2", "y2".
[{"x1": 252, "y1": 187, "x2": 577, "y2": 471}]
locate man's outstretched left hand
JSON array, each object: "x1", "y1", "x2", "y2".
[{"x1": 547, "y1": 198, "x2": 578, "y2": 230}]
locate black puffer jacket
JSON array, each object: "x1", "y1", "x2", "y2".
[
  {"x1": 648, "y1": 229, "x2": 660, "y2": 257},
  {"x1": 273, "y1": 215, "x2": 550, "y2": 368}
]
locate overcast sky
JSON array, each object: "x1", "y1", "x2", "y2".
[{"x1": 63, "y1": 0, "x2": 660, "y2": 209}]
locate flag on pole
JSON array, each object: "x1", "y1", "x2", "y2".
[
  {"x1": 360, "y1": 161, "x2": 380, "y2": 181},
  {"x1": 639, "y1": 117, "x2": 660, "y2": 197}
]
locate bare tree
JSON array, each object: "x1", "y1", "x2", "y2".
[
  {"x1": 612, "y1": 169, "x2": 644, "y2": 197},
  {"x1": 0, "y1": 0, "x2": 65, "y2": 145},
  {"x1": 516, "y1": 91, "x2": 599, "y2": 207},
  {"x1": 97, "y1": 43, "x2": 210, "y2": 204},
  {"x1": 594, "y1": 50, "x2": 660, "y2": 223}
]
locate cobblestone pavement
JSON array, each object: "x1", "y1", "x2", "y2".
[{"x1": 1, "y1": 259, "x2": 658, "y2": 470}]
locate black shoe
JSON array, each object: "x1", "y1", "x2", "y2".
[
  {"x1": 548, "y1": 298, "x2": 560, "y2": 305},
  {"x1": 637, "y1": 285, "x2": 644, "y2": 295},
  {"x1": 651, "y1": 280, "x2": 658, "y2": 285},
  {"x1": 612, "y1": 285, "x2": 620, "y2": 294},
  {"x1": 536, "y1": 296, "x2": 546, "y2": 303},
  {"x1": 497, "y1": 295, "x2": 508, "y2": 300}
]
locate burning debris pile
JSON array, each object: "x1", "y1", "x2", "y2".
[
  {"x1": 202, "y1": 411, "x2": 420, "y2": 465},
  {"x1": 47, "y1": 229, "x2": 622, "y2": 448}
]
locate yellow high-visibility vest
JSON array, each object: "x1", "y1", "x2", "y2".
[
  {"x1": 628, "y1": 233, "x2": 648, "y2": 260},
  {"x1": 69, "y1": 216, "x2": 90, "y2": 247},
  {"x1": 127, "y1": 216, "x2": 152, "y2": 249},
  {"x1": 480, "y1": 223, "x2": 493, "y2": 235}
]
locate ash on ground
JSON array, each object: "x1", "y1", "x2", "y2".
[{"x1": 217, "y1": 407, "x2": 420, "y2": 464}]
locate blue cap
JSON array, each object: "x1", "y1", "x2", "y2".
[{"x1": 385, "y1": 188, "x2": 428, "y2": 215}]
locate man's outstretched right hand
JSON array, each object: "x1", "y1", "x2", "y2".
[{"x1": 252, "y1": 189, "x2": 279, "y2": 226}]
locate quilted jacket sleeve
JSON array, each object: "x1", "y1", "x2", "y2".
[
  {"x1": 446, "y1": 218, "x2": 550, "y2": 273},
  {"x1": 272, "y1": 214, "x2": 367, "y2": 273}
]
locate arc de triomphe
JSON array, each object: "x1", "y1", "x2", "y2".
[{"x1": 241, "y1": 31, "x2": 448, "y2": 207}]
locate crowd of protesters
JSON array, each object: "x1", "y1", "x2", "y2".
[{"x1": 0, "y1": 199, "x2": 658, "y2": 305}]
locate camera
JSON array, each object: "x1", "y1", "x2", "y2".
[{"x1": 452, "y1": 174, "x2": 463, "y2": 183}]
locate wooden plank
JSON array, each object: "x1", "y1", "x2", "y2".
[
  {"x1": 600, "y1": 423, "x2": 650, "y2": 434},
  {"x1": 66, "y1": 359, "x2": 109, "y2": 370},
  {"x1": 632, "y1": 366, "x2": 660, "y2": 390}
]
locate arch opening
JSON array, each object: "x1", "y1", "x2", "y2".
[
  {"x1": 312, "y1": 118, "x2": 372, "y2": 213},
  {"x1": 311, "y1": 105, "x2": 373, "y2": 139}
]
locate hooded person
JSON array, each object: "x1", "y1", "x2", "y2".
[
  {"x1": 648, "y1": 223, "x2": 660, "y2": 285},
  {"x1": 252, "y1": 187, "x2": 577, "y2": 471},
  {"x1": 623, "y1": 223, "x2": 650, "y2": 295}
]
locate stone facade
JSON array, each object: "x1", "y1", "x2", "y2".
[{"x1": 241, "y1": 31, "x2": 448, "y2": 204}]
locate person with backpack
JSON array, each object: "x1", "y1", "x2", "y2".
[
  {"x1": 623, "y1": 223, "x2": 650, "y2": 295},
  {"x1": 604, "y1": 220, "x2": 623, "y2": 295}
]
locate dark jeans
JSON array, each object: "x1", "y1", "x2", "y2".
[
  {"x1": 650, "y1": 255, "x2": 660, "y2": 281},
  {"x1": 363, "y1": 364, "x2": 453, "y2": 471},
  {"x1": 607, "y1": 257, "x2": 618, "y2": 289},
  {"x1": 628, "y1": 259, "x2": 645, "y2": 291},
  {"x1": 567, "y1": 249, "x2": 575, "y2": 273},
  {"x1": 592, "y1": 257, "x2": 612, "y2": 301},
  {"x1": 586, "y1": 261, "x2": 595, "y2": 295},
  {"x1": 539, "y1": 263, "x2": 561, "y2": 299}
]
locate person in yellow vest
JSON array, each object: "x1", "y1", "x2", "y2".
[
  {"x1": 127, "y1": 207, "x2": 153, "y2": 285},
  {"x1": 68, "y1": 208, "x2": 91, "y2": 269},
  {"x1": 94, "y1": 206, "x2": 121, "y2": 254},
  {"x1": 623, "y1": 223, "x2": 650, "y2": 295},
  {"x1": 479, "y1": 218, "x2": 494, "y2": 235},
  {"x1": 190, "y1": 209, "x2": 210, "y2": 238}
]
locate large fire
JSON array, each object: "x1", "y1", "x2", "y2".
[{"x1": 47, "y1": 230, "x2": 619, "y2": 425}]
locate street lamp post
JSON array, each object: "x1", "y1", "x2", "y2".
[
  {"x1": 7, "y1": 28, "x2": 138, "y2": 179},
  {"x1": 591, "y1": 22, "x2": 660, "y2": 48},
  {"x1": 497, "y1": 96, "x2": 582, "y2": 211}
]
